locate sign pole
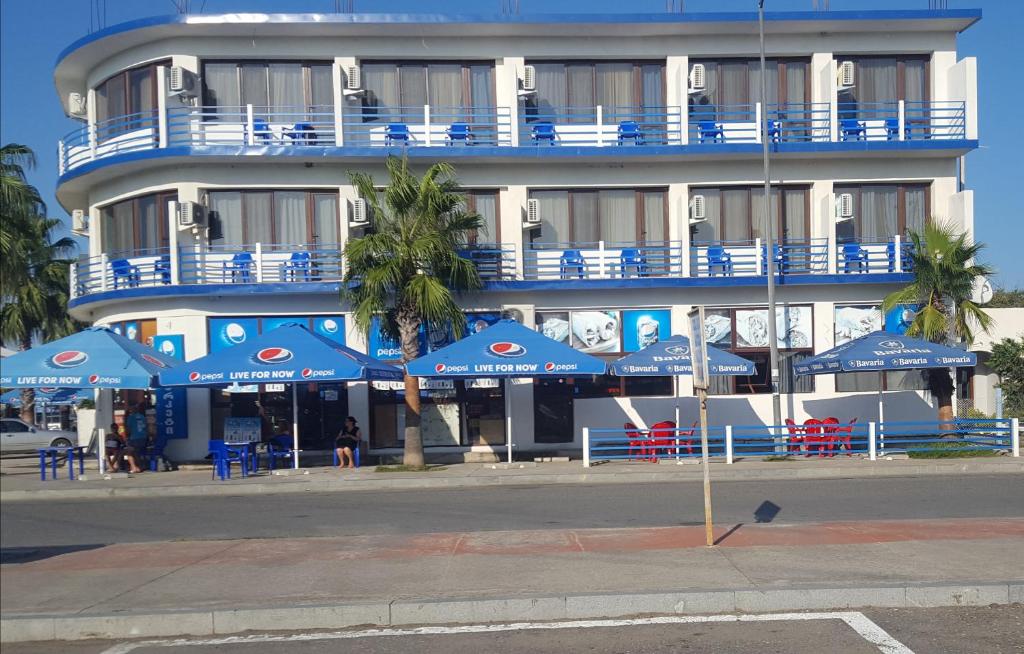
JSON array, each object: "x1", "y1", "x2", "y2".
[
  {"x1": 292, "y1": 383, "x2": 300, "y2": 469},
  {"x1": 688, "y1": 307, "x2": 714, "y2": 547}
]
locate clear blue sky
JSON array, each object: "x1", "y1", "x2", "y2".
[{"x1": 2, "y1": 0, "x2": 1020, "y2": 288}]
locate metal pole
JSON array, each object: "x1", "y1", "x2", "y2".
[
  {"x1": 759, "y1": 0, "x2": 782, "y2": 429},
  {"x1": 292, "y1": 383, "x2": 300, "y2": 469},
  {"x1": 505, "y1": 378, "x2": 513, "y2": 465},
  {"x1": 698, "y1": 387, "x2": 714, "y2": 547}
]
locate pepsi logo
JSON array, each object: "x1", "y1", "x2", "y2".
[
  {"x1": 159, "y1": 340, "x2": 176, "y2": 355},
  {"x1": 50, "y1": 350, "x2": 89, "y2": 368},
  {"x1": 224, "y1": 323, "x2": 247, "y2": 344},
  {"x1": 879, "y1": 339, "x2": 904, "y2": 350},
  {"x1": 489, "y1": 342, "x2": 526, "y2": 358},
  {"x1": 255, "y1": 347, "x2": 293, "y2": 364},
  {"x1": 544, "y1": 362, "x2": 555, "y2": 372},
  {"x1": 88, "y1": 374, "x2": 100, "y2": 384},
  {"x1": 435, "y1": 363, "x2": 446, "y2": 374},
  {"x1": 188, "y1": 371, "x2": 201, "y2": 382},
  {"x1": 301, "y1": 368, "x2": 313, "y2": 379},
  {"x1": 321, "y1": 319, "x2": 339, "y2": 333},
  {"x1": 665, "y1": 345, "x2": 690, "y2": 356},
  {"x1": 141, "y1": 353, "x2": 170, "y2": 368}
]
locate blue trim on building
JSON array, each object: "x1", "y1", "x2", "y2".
[
  {"x1": 57, "y1": 140, "x2": 979, "y2": 188},
  {"x1": 68, "y1": 273, "x2": 913, "y2": 310},
  {"x1": 57, "y1": 9, "x2": 982, "y2": 67}
]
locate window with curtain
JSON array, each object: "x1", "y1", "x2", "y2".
[
  {"x1": 689, "y1": 59, "x2": 808, "y2": 119},
  {"x1": 464, "y1": 191, "x2": 498, "y2": 243},
  {"x1": 530, "y1": 189, "x2": 667, "y2": 244},
  {"x1": 201, "y1": 61, "x2": 334, "y2": 114},
  {"x1": 95, "y1": 62, "x2": 166, "y2": 134},
  {"x1": 99, "y1": 191, "x2": 176, "y2": 255},
  {"x1": 836, "y1": 56, "x2": 929, "y2": 120},
  {"x1": 208, "y1": 190, "x2": 340, "y2": 246},
  {"x1": 312, "y1": 194, "x2": 339, "y2": 245},
  {"x1": 359, "y1": 62, "x2": 495, "y2": 122},
  {"x1": 526, "y1": 61, "x2": 665, "y2": 119},
  {"x1": 835, "y1": 184, "x2": 930, "y2": 242},
  {"x1": 690, "y1": 186, "x2": 810, "y2": 244}
]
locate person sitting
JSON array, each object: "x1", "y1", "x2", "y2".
[
  {"x1": 122, "y1": 405, "x2": 148, "y2": 473},
  {"x1": 105, "y1": 422, "x2": 123, "y2": 473},
  {"x1": 335, "y1": 416, "x2": 361, "y2": 470}
]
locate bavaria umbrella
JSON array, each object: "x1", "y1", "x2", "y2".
[
  {"x1": 159, "y1": 323, "x2": 402, "y2": 468},
  {"x1": 610, "y1": 334, "x2": 756, "y2": 429},
  {"x1": 407, "y1": 319, "x2": 606, "y2": 463},
  {"x1": 793, "y1": 330, "x2": 976, "y2": 425}
]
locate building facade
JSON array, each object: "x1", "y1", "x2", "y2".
[{"x1": 54, "y1": 9, "x2": 981, "y2": 461}]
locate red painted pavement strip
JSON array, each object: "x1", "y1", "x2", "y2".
[{"x1": 7, "y1": 518, "x2": 1022, "y2": 574}]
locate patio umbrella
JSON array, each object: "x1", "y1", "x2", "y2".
[
  {"x1": 406, "y1": 319, "x2": 606, "y2": 463},
  {"x1": 1, "y1": 388, "x2": 91, "y2": 407},
  {"x1": 609, "y1": 334, "x2": 756, "y2": 429},
  {"x1": 159, "y1": 323, "x2": 403, "y2": 468},
  {"x1": 793, "y1": 330, "x2": 976, "y2": 425}
]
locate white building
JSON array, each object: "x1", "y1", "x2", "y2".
[{"x1": 53, "y1": 8, "x2": 982, "y2": 461}]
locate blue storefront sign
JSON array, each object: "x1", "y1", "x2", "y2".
[
  {"x1": 884, "y1": 304, "x2": 919, "y2": 335},
  {"x1": 620, "y1": 309, "x2": 672, "y2": 352},
  {"x1": 312, "y1": 316, "x2": 345, "y2": 344},
  {"x1": 152, "y1": 334, "x2": 188, "y2": 440},
  {"x1": 209, "y1": 318, "x2": 259, "y2": 353},
  {"x1": 261, "y1": 316, "x2": 301, "y2": 333}
]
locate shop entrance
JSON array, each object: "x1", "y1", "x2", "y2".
[
  {"x1": 533, "y1": 378, "x2": 574, "y2": 443},
  {"x1": 210, "y1": 383, "x2": 348, "y2": 450},
  {"x1": 368, "y1": 381, "x2": 506, "y2": 449}
]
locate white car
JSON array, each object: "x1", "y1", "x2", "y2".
[{"x1": 0, "y1": 418, "x2": 78, "y2": 454}]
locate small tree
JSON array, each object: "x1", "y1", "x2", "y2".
[
  {"x1": 343, "y1": 156, "x2": 482, "y2": 466},
  {"x1": 989, "y1": 337, "x2": 1024, "y2": 418},
  {"x1": 882, "y1": 222, "x2": 994, "y2": 425}
]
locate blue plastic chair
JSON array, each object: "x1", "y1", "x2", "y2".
[
  {"x1": 619, "y1": 248, "x2": 648, "y2": 277},
  {"x1": 531, "y1": 121, "x2": 556, "y2": 145},
  {"x1": 284, "y1": 251, "x2": 311, "y2": 282},
  {"x1": 265, "y1": 434, "x2": 295, "y2": 471},
  {"x1": 332, "y1": 444, "x2": 361, "y2": 468},
  {"x1": 842, "y1": 242, "x2": 869, "y2": 273},
  {"x1": 111, "y1": 258, "x2": 140, "y2": 289},
  {"x1": 559, "y1": 249, "x2": 586, "y2": 279},
  {"x1": 706, "y1": 246, "x2": 733, "y2": 276},
  {"x1": 147, "y1": 437, "x2": 172, "y2": 472},
  {"x1": 768, "y1": 119, "x2": 782, "y2": 143},
  {"x1": 697, "y1": 121, "x2": 723, "y2": 144},
  {"x1": 446, "y1": 122, "x2": 472, "y2": 145},
  {"x1": 617, "y1": 121, "x2": 644, "y2": 146},
  {"x1": 385, "y1": 122, "x2": 410, "y2": 145},
  {"x1": 209, "y1": 440, "x2": 247, "y2": 480},
  {"x1": 761, "y1": 244, "x2": 789, "y2": 275},
  {"x1": 285, "y1": 122, "x2": 317, "y2": 145},
  {"x1": 884, "y1": 118, "x2": 900, "y2": 141},
  {"x1": 154, "y1": 255, "x2": 171, "y2": 285},
  {"x1": 225, "y1": 252, "x2": 254, "y2": 283},
  {"x1": 249, "y1": 118, "x2": 272, "y2": 143},
  {"x1": 840, "y1": 119, "x2": 866, "y2": 141}
]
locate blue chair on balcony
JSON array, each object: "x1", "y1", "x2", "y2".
[
  {"x1": 111, "y1": 258, "x2": 141, "y2": 289},
  {"x1": 385, "y1": 122, "x2": 410, "y2": 146},
  {"x1": 841, "y1": 242, "x2": 869, "y2": 273},
  {"x1": 617, "y1": 121, "x2": 645, "y2": 146},
  {"x1": 619, "y1": 248, "x2": 649, "y2": 278},
  {"x1": 446, "y1": 122, "x2": 472, "y2": 146},
  {"x1": 884, "y1": 118, "x2": 900, "y2": 141},
  {"x1": 284, "y1": 251, "x2": 311, "y2": 282},
  {"x1": 531, "y1": 121, "x2": 557, "y2": 145},
  {"x1": 840, "y1": 119, "x2": 866, "y2": 141},
  {"x1": 285, "y1": 122, "x2": 317, "y2": 145},
  {"x1": 697, "y1": 121, "x2": 724, "y2": 144},
  {"x1": 249, "y1": 118, "x2": 273, "y2": 143},
  {"x1": 768, "y1": 119, "x2": 782, "y2": 143},
  {"x1": 559, "y1": 249, "x2": 586, "y2": 279},
  {"x1": 225, "y1": 252, "x2": 254, "y2": 283},
  {"x1": 761, "y1": 244, "x2": 789, "y2": 275},
  {"x1": 154, "y1": 254, "x2": 171, "y2": 285},
  {"x1": 209, "y1": 440, "x2": 248, "y2": 481},
  {"x1": 706, "y1": 246, "x2": 733, "y2": 277}
]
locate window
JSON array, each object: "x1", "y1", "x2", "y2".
[
  {"x1": 704, "y1": 306, "x2": 814, "y2": 395},
  {"x1": 462, "y1": 190, "x2": 500, "y2": 244},
  {"x1": 834, "y1": 184, "x2": 929, "y2": 242},
  {"x1": 689, "y1": 59, "x2": 809, "y2": 112},
  {"x1": 529, "y1": 188, "x2": 667, "y2": 244},
  {"x1": 837, "y1": 56, "x2": 928, "y2": 116},
  {"x1": 99, "y1": 192, "x2": 176, "y2": 256},
  {"x1": 208, "y1": 190, "x2": 339, "y2": 247},
  {"x1": 690, "y1": 186, "x2": 809, "y2": 244},
  {"x1": 360, "y1": 61, "x2": 495, "y2": 121},
  {"x1": 526, "y1": 61, "x2": 664, "y2": 120},
  {"x1": 834, "y1": 304, "x2": 928, "y2": 392},
  {"x1": 1, "y1": 420, "x2": 29, "y2": 433},
  {"x1": 202, "y1": 61, "x2": 334, "y2": 112},
  {"x1": 95, "y1": 61, "x2": 167, "y2": 133}
]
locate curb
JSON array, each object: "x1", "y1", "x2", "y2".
[
  {"x1": 2, "y1": 581, "x2": 1021, "y2": 642},
  {"x1": 3, "y1": 459, "x2": 1022, "y2": 502}
]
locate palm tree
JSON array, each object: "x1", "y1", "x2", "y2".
[
  {"x1": 343, "y1": 156, "x2": 483, "y2": 466},
  {"x1": 882, "y1": 221, "x2": 994, "y2": 425},
  {"x1": 1, "y1": 144, "x2": 47, "y2": 297}
]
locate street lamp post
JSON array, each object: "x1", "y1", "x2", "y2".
[{"x1": 759, "y1": 0, "x2": 783, "y2": 430}]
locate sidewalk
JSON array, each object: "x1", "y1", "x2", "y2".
[
  {"x1": 2, "y1": 455, "x2": 1022, "y2": 502},
  {"x1": 2, "y1": 517, "x2": 1022, "y2": 642}
]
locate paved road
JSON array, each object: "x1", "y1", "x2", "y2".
[
  {"x1": 4, "y1": 608, "x2": 1022, "y2": 653},
  {"x1": 3, "y1": 474, "x2": 1022, "y2": 548}
]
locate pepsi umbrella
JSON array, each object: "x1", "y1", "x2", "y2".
[
  {"x1": 407, "y1": 319, "x2": 606, "y2": 463},
  {"x1": 610, "y1": 335, "x2": 756, "y2": 429},
  {"x1": 793, "y1": 330, "x2": 976, "y2": 425},
  {"x1": 159, "y1": 323, "x2": 402, "y2": 468},
  {"x1": 1, "y1": 387, "x2": 91, "y2": 407}
]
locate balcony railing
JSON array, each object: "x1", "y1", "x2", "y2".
[
  {"x1": 690, "y1": 239, "x2": 829, "y2": 277},
  {"x1": 519, "y1": 106, "x2": 683, "y2": 147},
  {"x1": 688, "y1": 103, "x2": 831, "y2": 144},
  {"x1": 524, "y1": 241, "x2": 684, "y2": 280},
  {"x1": 457, "y1": 243, "x2": 517, "y2": 280},
  {"x1": 344, "y1": 106, "x2": 513, "y2": 147},
  {"x1": 167, "y1": 105, "x2": 339, "y2": 148},
  {"x1": 836, "y1": 101, "x2": 966, "y2": 142},
  {"x1": 836, "y1": 237, "x2": 915, "y2": 275}
]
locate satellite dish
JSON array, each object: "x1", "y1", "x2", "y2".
[{"x1": 971, "y1": 276, "x2": 994, "y2": 304}]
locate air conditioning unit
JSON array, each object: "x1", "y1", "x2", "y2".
[
  {"x1": 349, "y1": 198, "x2": 368, "y2": 227},
  {"x1": 837, "y1": 61, "x2": 855, "y2": 88},
  {"x1": 176, "y1": 201, "x2": 206, "y2": 228},
  {"x1": 343, "y1": 65, "x2": 364, "y2": 97},
  {"x1": 68, "y1": 92, "x2": 87, "y2": 117},
  {"x1": 835, "y1": 193, "x2": 854, "y2": 221},
  {"x1": 71, "y1": 209, "x2": 88, "y2": 235},
  {"x1": 525, "y1": 198, "x2": 541, "y2": 225},
  {"x1": 519, "y1": 65, "x2": 536, "y2": 96},
  {"x1": 689, "y1": 194, "x2": 707, "y2": 223},
  {"x1": 169, "y1": 66, "x2": 197, "y2": 98},
  {"x1": 688, "y1": 64, "x2": 706, "y2": 93}
]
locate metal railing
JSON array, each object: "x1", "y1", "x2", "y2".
[
  {"x1": 457, "y1": 243, "x2": 517, "y2": 280},
  {"x1": 878, "y1": 419, "x2": 1016, "y2": 457},
  {"x1": 167, "y1": 105, "x2": 338, "y2": 147},
  {"x1": 836, "y1": 100, "x2": 966, "y2": 142},
  {"x1": 60, "y1": 110, "x2": 159, "y2": 172},
  {"x1": 688, "y1": 102, "x2": 831, "y2": 144},
  {"x1": 523, "y1": 241, "x2": 683, "y2": 280},
  {"x1": 690, "y1": 239, "x2": 829, "y2": 277},
  {"x1": 584, "y1": 425, "x2": 727, "y2": 465},
  {"x1": 343, "y1": 105, "x2": 513, "y2": 147},
  {"x1": 519, "y1": 106, "x2": 683, "y2": 146},
  {"x1": 836, "y1": 237, "x2": 914, "y2": 275}
]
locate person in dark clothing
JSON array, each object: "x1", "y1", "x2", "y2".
[{"x1": 335, "y1": 416, "x2": 361, "y2": 469}]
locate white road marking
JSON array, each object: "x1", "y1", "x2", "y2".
[{"x1": 99, "y1": 611, "x2": 913, "y2": 654}]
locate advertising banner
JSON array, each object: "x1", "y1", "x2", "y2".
[
  {"x1": 621, "y1": 309, "x2": 672, "y2": 352},
  {"x1": 835, "y1": 305, "x2": 882, "y2": 346},
  {"x1": 151, "y1": 334, "x2": 188, "y2": 440},
  {"x1": 209, "y1": 318, "x2": 259, "y2": 353},
  {"x1": 312, "y1": 316, "x2": 345, "y2": 344}
]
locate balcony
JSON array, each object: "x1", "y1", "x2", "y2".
[
  {"x1": 519, "y1": 107, "x2": 683, "y2": 147},
  {"x1": 688, "y1": 103, "x2": 831, "y2": 144},
  {"x1": 689, "y1": 237, "x2": 913, "y2": 278},
  {"x1": 524, "y1": 241, "x2": 684, "y2": 280},
  {"x1": 835, "y1": 101, "x2": 966, "y2": 142},
  {"x1": 344, "y1": 106, "x2": 513, "y2": 147}
]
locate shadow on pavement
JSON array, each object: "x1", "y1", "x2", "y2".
[{"x1": 1, "y1": 544, "x2": 106, "y2": 564}]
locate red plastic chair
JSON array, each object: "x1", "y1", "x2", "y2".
[
  {"x1": 649, "y1": 420, "x2": 677, "y2": 462},
  {"x1": 821, "y1": 417, "x2": 840, "y2": 457},
  {"x1": 676, "y1": 420, "x2": 698, "y2": 456},
  {"x1": 837, "y1": 418, "x2": 857, "y2": 455},
  {"x1": 624, "y1": 422, "x2": 648, "y2": 461},
  {"x1": 784, "y1": 418, "x2": 805, "y2": 453},
  {"x1": 803, "y1": 419, "x2": 822, "y2": 457}
]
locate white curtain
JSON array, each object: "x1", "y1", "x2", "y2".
[
  {"x1": 240, "y1": 64, "x2": 268, "y2": 108},
  {"x1": 203, "y1": 64, "x2": 238, "y2": 109},
  {"x1": 598, "y1": 190, "x2": 635, "y2": 244},
  {"x1": 533, "y1": 63, "x2": 566, "y2": 116},
  {"x1": 904, "y1": 61, "x2": 927, "y2": 103},
  {"x1": 313, "y1": 194, "x2": 339, "y2": 245},
  {"x1": 363, "y1": 63, "x2": 399, "y2": 120},
  {"x1": 860, "y1": 186, "x2": 898, "y2": 240},
  {"x1": 642, "y1": 191, "x2": 665, "y2": 242},
  {"x1": 269, "y1": 64, "x2": 303, "y2": 110},
  {"x1": 473, "y1": 193, "x2": 497, "y2": 241},
  {"x1": 596, "y1": 63, "x2": 633, "y2": 110},
  {"x1": 399, "y1": 64, "x2": 427, "y2": 109},
  {"x1": 128, "y1": 67, "x2": 155, "y2": 114},
  {"x1": 721, "y1": 189, "x2": 749, "y2": 242},
  {"x1": 275, "y1": 191, "x2": 307, "y2": 246},
  {"x1": 209, "y1": 192, "x2": 242, "y2": 246},
  {"x1": 747, "y1": 60, "x2": 779, "y2": 106},
  {"x1": 96, "y1": 74, "x2": 126, "y2": 124},
  {"x1": 719, "y1": 62, "x2": 748, "y2": 106},
  {"x1": 137, "y1": 195, "x2": 159, "y2": 251},
  {"x1": 101, "y1": 201, "x2": 134, "y2": 255},
  {"x1": 750, "y1": 188, "x2": 779, "y2": 243},
  {"x1": 309, "y1": 64, "x2": 334, "y2": 112},
  {"x1": 428, "y1": 64, "x2": 463, "y2": 110},
  {"x1": 244, "y1": 192, "x2": 272, "y2": 244},
  {"x1": 534, "y1": 191, "x2": 569, "y2": 243},
  {"x1": 782, "y1": 188, "x2": 807, "y2": 242},
  {"x1": 573, "y1": 192, "x2": 599, "y2": 243}
]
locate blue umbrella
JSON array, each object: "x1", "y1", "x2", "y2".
[
  {"x1": 0, "y1": 327, "x2": 179, "y2": 389},
  {"x1": 1, "y1": 388, "x2": 91, "y2": 407},
  {"x1": 793, "y1": 330, "x2": 976, "y2": 424},
  {"x1": 160, "y1": 323, "x2": 402, "y2": 468},
  {"x1": 407, "y1": 319, "x2": 606, "y2": 462},
  {"x1": 610, "y1": 334, "x2": 756, "y2": 429}
]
